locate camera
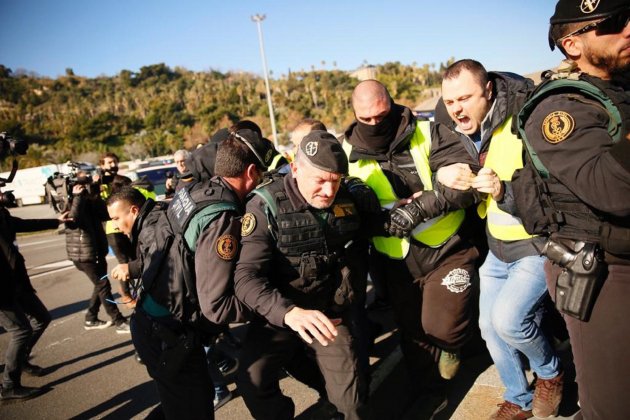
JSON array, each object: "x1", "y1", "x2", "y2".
[
  {"x1": 45, "y1": 162, "x2": 94, "y2": 213},
  {"x1": 0, "y1": 132, "x2": 29, "y2": 208},
  {"x1": 0, "y1": 132, "x2": 28, "y2": 160}
]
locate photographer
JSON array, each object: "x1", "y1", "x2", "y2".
[{"x1": 64, "y1": 172, "x2": 129, "y2": 333}]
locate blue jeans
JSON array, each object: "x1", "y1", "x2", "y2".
[{"x1": 479, "y1": 251, "x2": 560, "y2": 410}]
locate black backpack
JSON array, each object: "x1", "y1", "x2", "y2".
[{"x1": 140, "y1": 181, "x2": 238, "y2": 331}]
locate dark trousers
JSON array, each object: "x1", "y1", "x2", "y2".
[
  {"x1": 73, "y1": 259, "x2": 123, "y2": 323},
  {"x1": 0, "y1": 289, "x2": 51, "y2": 388},
  {"x1": 237, "y1": 321, "x2": 365, "y2": 420},
  {"x1": 130, "y1": 309, "x2": 214, "y2": 420},
  {"x1": 546, "y1": 262, "x2": 630, "y2": 420},
  {"x1": 383, "y1": 243, "x2": 477, "y2": 388}
]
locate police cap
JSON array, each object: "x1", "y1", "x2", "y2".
[
  {"x1": 299, "y1": 130, "x2": 348, "y2": 175},
  {"x1": 550, "y1": 0, "x2": 629, "y2": 24}
]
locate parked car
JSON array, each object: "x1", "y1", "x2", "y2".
[{"x1": 125, "y1": 164, "x2": 177, "y2": 200}]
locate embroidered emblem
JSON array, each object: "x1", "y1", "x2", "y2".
[
  {"x1": 241, "y1": 213, "x2": 256, "y2": 237},
  {"x1": 216, "y1": 234, "x2": 238, "y2": 260},
  {"x1": 580, "y1": 0, "x2": 600, "y2": 14},
  {"x1": 332, "y1": 204, "x2": 355, "y2": 217},
  {"x1": 305, "y1": 141, "x2": 318, "y2": 156},
  {"x1": 265, "y1": 149, "x2": 273, "y2": 163},
  {"x1": 441, "y1": 268, "x2": 471, "y2": 293},
  {"x1": 542, "y1": 111, "x2": 575, "y2": 144}
]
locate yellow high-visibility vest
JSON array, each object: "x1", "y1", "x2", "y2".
[
  {"x1": 477, "y1": 117, "x2": 535, "y2": 241},
  {"x1": 344, "y1": 121, "x2": 464, "y2": 259}
]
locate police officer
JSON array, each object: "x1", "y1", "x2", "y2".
[
  {"x1": 234, "y1": 131, "x2": 382, "y2": 420},
  {"x1": 342, "y1": 80, "x2": 479, "y2": 402},
  {"x1": 131, "y1": 129, "x2": 271, "y2": 419},
  {"x1": 515, "y1": 1, "x2": 630, "y2": 418}
]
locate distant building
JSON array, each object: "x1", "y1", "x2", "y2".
[
  {"x1": 413, "y1": 87, "x2": 441, "y2": 120},
  {"x1": 350, "y1": 65, "x2": 377, "y2": 81}
]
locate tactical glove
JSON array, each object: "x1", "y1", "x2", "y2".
[
  {"x1": 344, "y1": 176, "x2": 381, "y2": 213},
  {"x1": 387, "y1": 198, "x2": 429, "y2": 238}
]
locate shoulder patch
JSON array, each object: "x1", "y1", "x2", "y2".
[
  {"x1": 332, "y1": 203, "x2": 355, "y2": 217},
  {"x1": 216, "y1": 234, "x2": 238, "y2": 260},
  {"x1": 542, "y1": 111, "x2": 575, "y2": 144},
  {"x1": 241, "y1": 213, "x2": 256, "y2": 236}
]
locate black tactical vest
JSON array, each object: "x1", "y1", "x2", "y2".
[
  {"x1": 141, "y1": 178, "x2": 239, "y2": 330},
  {"x1": 253, "y1": 177, "x2": 361, "y2": 309},
  {"x1": 516, "y1": 70, "x2": 630, "y2": 252}
]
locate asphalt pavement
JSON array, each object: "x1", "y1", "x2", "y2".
[{"x1": 0, "y1": 204, "x2": 580, "y2": 419}]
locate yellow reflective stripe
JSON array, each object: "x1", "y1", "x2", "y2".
[
  {"x1": 134, "y1": 186, "x2": 157, "y2": 200},
  {"x1": 269, "y1": 153, "x2": 284, "y2": 170},
  {"x1": 481, "y1": 117, "x2": 535, "y2": 241}
]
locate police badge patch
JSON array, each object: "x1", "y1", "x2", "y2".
[
  {"x1": 441, "y1": 268, "x2": 471, "y2": 293},
  {"x1": 216, "y1": 234, "x2": 238, "y2": 260},
  {"x1": 241, "y1": 213, "x2": 256, "y2": 237},
  {"x1": 305, "y1": 141, "x2": 318, "y2": 156},
  {"x1": 542, "y1": 111, "x2": 575, "y2": 144}
]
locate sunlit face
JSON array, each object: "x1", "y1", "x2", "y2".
[
  {"x1": 290, "y1": 126, "x2": 312, "y2": 149},
  {"x1": 101, "y1": 156, "x2": 119, "y2": 174},
  {"x1": 175, "y1": 156, "x2": 187, "y2": 174},
  {"x1": 291, "y1": 158, "x2": 341, "y2": 209},
  {"x1": 442, "y1": 69, "x2": 493, "y2": 135},
  {"x1": 353, "y1": 96, "x2": 391, "y2": 126},
  {"x1": 107, "y1": 201, "x2": 139, "y2": 236}
]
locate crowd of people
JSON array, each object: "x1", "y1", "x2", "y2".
[{"x1": 1, "y1": 1, "x2": 629, "y2": 419}]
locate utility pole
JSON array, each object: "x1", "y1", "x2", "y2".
[{"x1": 251, "y1": 14, "x2": 278, "y2": 147}]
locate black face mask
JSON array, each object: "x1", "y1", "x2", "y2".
[{"x1": 354, "y1": 105, "x2": 402, "y2": 154}]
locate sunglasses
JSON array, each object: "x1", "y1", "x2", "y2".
[
  {"x1": 562, "y1": 9, "x2": 630, "y2": 41},
  {"x1": 232, "y1": 131, "x2": 268, "y2": 169}
]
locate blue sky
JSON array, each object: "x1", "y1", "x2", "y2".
[{"x1": 1, "y1": 0, "x2": 563, "y2": 79}]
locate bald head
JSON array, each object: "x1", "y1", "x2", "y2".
[{"x1": 351, "y1": 80, "x2": 392, "y2": 126}]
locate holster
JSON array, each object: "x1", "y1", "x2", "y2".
[
  {"x1": 152, "y1": 322, "x2": 196, "y2": 379},
  {"x1": 543, "y1": 239, "x2": 607, "y2": 321}
]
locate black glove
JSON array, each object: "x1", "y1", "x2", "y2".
[
  {"x1": 387, "y1": 198, "x2": 429, "y2": 238},
  {"x1": 344, "y1": 176, "x2": 381, "y2": 213}
]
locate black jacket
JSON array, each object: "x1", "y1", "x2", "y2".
[
  {"x1": 127, "y1": 199, "x2": 165, "y2": 280},
  {"x1": 0, "y1": 207, "x2": 58, "y2": 306},
  {"x1": 65, "y1": 188, "x2": 109, "y2": 262}
]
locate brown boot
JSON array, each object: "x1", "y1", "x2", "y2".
[
  {"x1": 532, "y1": 371, "x2": 564, "y2": 418},
  {"x1": 490, "y1": 401, "x2": 533, "y2": 420}
]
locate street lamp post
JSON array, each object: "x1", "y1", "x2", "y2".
[{"x1": 251, "y1": 14, "x2": 278, "y2": 148}]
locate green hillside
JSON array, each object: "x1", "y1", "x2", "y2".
[{"x1": 0, "y1": 60, "x2": 450, "y2": 169}]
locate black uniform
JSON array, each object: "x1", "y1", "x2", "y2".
[
  {"x1": 0, "y1": 208, "x2": 57, "y2": 391},
  {"x1": 519, "y1": 70, "x2": 630, "y2": 419},
  {"x1": 131, "y1": 177, "x2": 248, "y2": 420},
  {"x1": 234, "y1": 172, "x2": 370, "y2": 420},
  {"x1": 344, "y1": 104, "x2": 480, "y2": 386}
]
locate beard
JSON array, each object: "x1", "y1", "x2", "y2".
[{"x1": 583, "y1": 42, "x2": 630, "y2": 77}]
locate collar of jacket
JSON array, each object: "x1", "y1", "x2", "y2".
[
  {"x1": 131, "y1": 198, "x2": 156, "y2": 241},
  {"x1": 344, "y1": 104, "x2": 416, "y2": 162},
  {"x1": 283, "y1": 171, "x2": 311, "y2": 212}
]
